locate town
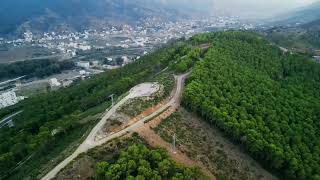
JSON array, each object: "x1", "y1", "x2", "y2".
[{"x1": 0, "y1": 16, "x2": 254, "y2": 110}]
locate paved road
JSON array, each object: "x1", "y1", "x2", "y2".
[
  {"x1": 42, "y1": 73, "x2": 189, "y2": 180},
  {"x1": 0, "y1": 111, "x2": 23, "y2": 129}
]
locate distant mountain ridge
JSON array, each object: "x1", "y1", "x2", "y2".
[
  {"x1": 263, "y1": 1, "x2": 320, "y2": 51},
  {"x1": 0, "y1": 0, "x2": 187, "y2": 37},
  {"x1": 272, "y1": 1, "x2": 320, "y2": 26},
  {"x1": 265, "y1": 17, "x2": 320, "y2": 51}
]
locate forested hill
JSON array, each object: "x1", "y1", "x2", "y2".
[{"x1": 184, "y1": 32, "x2": 320, "y2": 179}]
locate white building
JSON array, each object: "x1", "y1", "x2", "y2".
[
  {"x1": 122, "y1": 56, "x2": 130, "y2": 66},
  {"x1": 79, "y1": 70, "x2": 87, "y2": 75},
  {"x1": 49, "y1": 78, "x2": 61, "y2": 88},
  {"x1": 103, "y1": 65, "x2": 120, "y2": 70},
  {"x1": 0, "y1": 91, "x2": 18, "y2": 109},
  {"x1": 78, "y1": 45, "x2": 91, "y2": 51},
  {"x1": 24, "y1": 31, "x2": 33, "y2": 42},
  {"x1": 76, "y1": 61, "x2": 90, "y2": 69}
]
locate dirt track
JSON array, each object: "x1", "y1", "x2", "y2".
[
  {"x1": 42, "y1": 73, "x2": 189, "y2": 180},
  {"x1": 41, "y1": 83, "x2": 160, "y2": 180}
]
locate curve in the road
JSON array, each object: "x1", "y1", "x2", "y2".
[{"x1": 42, "y1": 74, "x2": 189, "y2": 180}]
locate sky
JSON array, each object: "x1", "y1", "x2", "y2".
[{"x1": 159, "y1": 0, "x2": 319, "y2": 18}]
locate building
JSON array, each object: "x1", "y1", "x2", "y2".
[
  {"x1": 122, "y1": 56, "x2": 130, "y2": 66},
  {"x1": 0, "y1": 91, "x2": 18, "y2": 109},
  {"x1": 78, "y1": 45, "x2": 91, "y2": 51},
  {"x1": 79, "y1": 70, "x2": 87, "y2": 75},
  {"x1": 49, "y1": 78, "x2": 61, "y2": 90},
  {"x1": 76, "y1": 61, "x2": 90, "y2": 69},
  {"x1": 103, "y1": 65, "x2": 120, "y2": 70}
]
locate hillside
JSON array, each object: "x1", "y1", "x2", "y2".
[
  {"x1": 0, "y1": 0, "x2": 185, "y2": 37},
  {"x1": 0, "y1": 59, "x2": 75, "y2": 81},
  {"x1": 2, "y1": 31, "x2": 320, "y2": 179},
  {"x1": 0, "y1": 41, "x2": 190, "y2": 179},
  {"x1": 264, "y1": 18, "x2": 320, "y2": 51},
  {"x1": 273, "y1": 1, "x2": 320, "y2": 26},
  {"x1": 184, "y1": 32, "x2": 320, "y2": 179}
]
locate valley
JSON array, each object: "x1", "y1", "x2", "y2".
[
  {"x1": 2, "y1": 30, "x2": 320, "y2": 180},
  {"x1": 1, "y1": 1, "x2": 320, "y2": 180}
]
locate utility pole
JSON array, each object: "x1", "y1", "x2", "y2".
[
  {"x1": 109, "y1": 94, "x2": 115, "y2": 107},
  {"x1": 172, "y1": 133, "x2": 177, "y2": 154}
]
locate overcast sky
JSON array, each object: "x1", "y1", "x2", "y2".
[{"x1": 159, "y1": 0, "x2": 319, "y2": 18}]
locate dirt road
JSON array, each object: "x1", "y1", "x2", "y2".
[
  {"x1": 42, "y1": 73, "x2": 189, "y2": 180},
  {"x1": 42, "y1": 83, "x2": 159, "y2": 180}
]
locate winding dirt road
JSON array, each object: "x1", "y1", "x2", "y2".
[{"x1": 42, "y1": 73, "x2": 189, "y2": 180}]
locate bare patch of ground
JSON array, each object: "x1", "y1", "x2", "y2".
[
  {"x1": 136, "y1": 106, "x2": 216, "y2": 180},
  {"x1": 102, "y1": 113, "x2": 130, "y2": 132},
  {"x1": 119, "y1": 84, "x2": 164, "y2": 117},
  {"x1": 154, "y1": 108, "x2": 278, "y2": 180},
  {"x1": 55, "y1": 156, "x2": 95, "y2": 180}
]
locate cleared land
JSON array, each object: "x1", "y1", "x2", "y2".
[{"x1": 154, "y1": 109, "x2": 277, "y2": 180}]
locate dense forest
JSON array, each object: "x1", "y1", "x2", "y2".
[
  {"x1": 95, "y1": 144, "x2": 207, "y2": 179},
  {"x1": 0, "y1": 59, "x2": 75, "y2": 81},
  {"x1": 183, "y1": 31, "x2": 320, "y2": 179},
  {"x1": 0, "y1": 42, "x2": 190, "y2": 179}
]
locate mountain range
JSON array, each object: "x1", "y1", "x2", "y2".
[
  {"x1": 272, "y1": 1, "x2": 320, "y2": 26},
  {"x1": 0, "y1": 0, "x2": 188, "y2": 37},
  {"x1": 262, "y1": 1, "x2": 320, "y2": 51}
]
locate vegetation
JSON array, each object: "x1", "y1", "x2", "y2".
[
  {"x1": 170, "y1": 46, "x2": 202, "y2": 73},
  {"x1": 55, "y1": 134, "x2": 146, "y2": 179},
  {"x1": 119, "y1": 72, "x2": 175, "y2": 117},
  {"x1": 56, "y1": 134, "x2": 207, "y2": 180},
  {"x1": 184, "y1": 31, "x2": 320, "y2": 179},
  {"x1": 4, "y1": 30, "x2": 319, "y2": 180},
  {"x1": 154, "y1": 110, "x2": 274, "y2": 180},
  {"x1": 0, "y1": 42, "x2": 190, "y2": 179},
  {"x1": 0, "y1": 59, "x2": 75, "y2": 81},
  {"x1": 95, "y1": 144, "x2": 208, "y2": 180},
  {"x1": 264, "y1": 19, "x2": 320, "y2": 51}
]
